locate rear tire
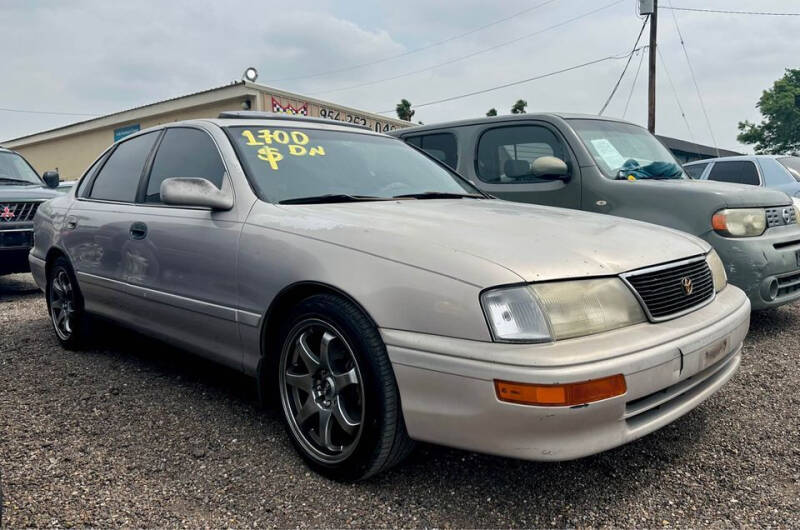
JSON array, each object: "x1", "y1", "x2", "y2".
[
  {"x1": 276, "y1": 294, "x2": 414, "y2": 480},
  {"x1": 46, "y1": 256, "x2": 90, "y2": 350}
]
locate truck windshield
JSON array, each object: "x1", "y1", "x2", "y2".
[
  {"x1": 569, "y1": 119, "x2": 687, "y2": 180},
  {"x1": 777, "y1": 157, "x2": 800, "y2": 182},
  {"x1": 227, "y1": 126, "x2": 480, "y2": 203},
  {"x1": 0, "y1": 151, "x2": 42, "y2": 185}
]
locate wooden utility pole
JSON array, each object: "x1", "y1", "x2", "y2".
[{"x1": 647, "y1": 0, "x2": 658, "y2": 133}]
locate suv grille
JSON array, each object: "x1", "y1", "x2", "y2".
[
  {"x1": 622, "y1": 257, "x2": 714, "y2": 321},
  {"x1": 0, "y1": 201, "x2": 41, "y2": 224},
  {"x1": 766, "y1": 206, "x2": 797, "y2": 228}
]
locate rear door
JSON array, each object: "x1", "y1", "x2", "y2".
[
  {"x1": 63, "y1": 130, "x2": 161, "y2": 322},
  {"x1": 125, "y1": 126, "x2": 243, "y2": 368}
]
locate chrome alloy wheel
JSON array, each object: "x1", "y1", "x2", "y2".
[
  {"x1": 279, "y1": 319, "x2": 365, "y2": 464},
  {"x1": 49, "y1": 268, "x2": 76, "y2": 341}
]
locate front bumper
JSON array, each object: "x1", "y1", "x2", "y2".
[
  {"x1": 382, "y1": 285, "x2": 749, "y2": 461},
  {"x1": 704, "y1": 224, "x2": 800, "y2": 310},
  {"x1": 0, "y1": 228, "x2": 34, "y2": 274}
]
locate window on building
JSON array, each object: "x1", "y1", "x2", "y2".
[
  {"x1": 144, "y1": 128, "x2": 226, "y2": 203},
  {"x1": 683, "y1": 162, "x2": 708, "y2": 179},
  {"x1": 477, "y1": 125, "x2": 567, "y2": 183},
  {"x1": 707, "y1": 160, "x2": 760, "y2": 186},
  {"x1": 89, "y1": 132, "x2": 158, "y2": 202},
  {"x1": 404, "y1": 133, "x2": 458, "y2": 169}
]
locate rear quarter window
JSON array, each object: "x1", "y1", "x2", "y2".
[{"x1": 683, "y1": 162, "x2": 708, "y2": 179}]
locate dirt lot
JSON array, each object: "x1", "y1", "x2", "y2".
[{"x1": 1, "y1": 272, "x2": 798, "y2": 528}]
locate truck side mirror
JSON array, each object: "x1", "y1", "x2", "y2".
[
  {"x1": 531, "y1": 156, "x2": 569, "y2": 179},
  {"x1": 43, "y1": 170, "x2": 60, "y2": 188}
]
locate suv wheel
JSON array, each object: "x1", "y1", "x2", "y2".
[
  {"x1": 46, "y1": 256, "x2": 90, "y2": 349},
  {"x1": 277, "y1": 294, "x2": 414, "y2": 480}
]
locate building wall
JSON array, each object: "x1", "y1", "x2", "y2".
[{"x1": 14, "y1": 96, "x2": 249, "y2": 180}]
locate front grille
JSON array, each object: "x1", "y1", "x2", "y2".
[
  {"x1": 622, "y1": 257, "x2": 714, "y2": 320},
  {"x1": 766, "y1": 206, "x2": 797, "y2": 228},
  {"x1": 0, "y1": 201, "x2": 41, "y2": 223}
]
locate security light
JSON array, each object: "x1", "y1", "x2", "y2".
[{"x1": 243, "y1": 67, "x2": 258, "y2": 82}]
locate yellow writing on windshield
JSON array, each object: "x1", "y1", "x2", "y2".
[{"x1": 242, "y1": 129, "x2": 325, "y2": 170}]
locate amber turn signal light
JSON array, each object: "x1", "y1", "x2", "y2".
[
  {"x1": 494, "y1": 374, "x2": 627, "y2": 406},
  {"x1": 711, "y1": 213, "x2": 727, "y2": 231}
]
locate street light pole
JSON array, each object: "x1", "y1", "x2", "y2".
[{"x1": 647, "y1": 0, "x2": 658, "y2": 133}]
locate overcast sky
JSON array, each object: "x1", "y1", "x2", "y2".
[{"x1": 1, "y1": 0, "x2": 796, "y2": 152}]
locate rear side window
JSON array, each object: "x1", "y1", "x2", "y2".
[
  {"x1": 404, "y1": 133, "x2": 458, "y2": 169},
  {"x1": 476, "y1": 125, "x2": 567, "y2": 183},
  {"x1": 89, "y1": 132, "x2": 158, "y2": 202},
  {"x1": 707, "y1": 160, "x2": 760, "y2": 186},
  {"x1": 144, "y1": 128, "x2": 226, "y2": 203},
  {"x1": 683, "y1": 162, "x2": 707, "y2": 179}
]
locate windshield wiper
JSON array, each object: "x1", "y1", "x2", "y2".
[
  {"x1": 278, "y1": 194, "x2": 394, "y2": 205},
  {"x1": 392, "y1": 192, "x2": 485, "y2": 200},
  {"x1": 0, "y1": 177, "x2": 37, "y2": 185}
]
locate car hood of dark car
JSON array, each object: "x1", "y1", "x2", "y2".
[
  {"x1": 253, "y1": 199, "x2": 710, "y2": 286},
  {"x1": 632, "y1": 178, "x2": 791, "y2": 207},
  {"x1": 0, "y1": 184, "x2": 62, "y2": 201}
]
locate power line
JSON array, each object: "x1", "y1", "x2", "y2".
[
  {"x1": 665, "y1": 0, "x2": 718, "y2": 154},
  {"x1": 377, "y1": 49, "x2": 642, "y2": 113},
  {"x1": 661, "y1": 6, "x2": 800, "y2": 16},
  {"x1": 622, "y1": 47, "x2": 646, "y2": 119},
  {"x1": 599, "y1": 15, "x2": 649, "y2": 115},
  {"x1": 265, "y1": 0, "x2": 563, "y2": 83},
  {"x1": 0, "y1": 107, "x2": 99, "y2": 117},
  {"x1": 309, "y1": 0, "x2": 625, "y2": 97},
  {"x1": 656, "y1": 46, "x2": 694, "y2": 142}
]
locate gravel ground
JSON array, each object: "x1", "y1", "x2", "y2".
[{"x1": 1, "y1": 272, "x2": 798, "y2": 528}]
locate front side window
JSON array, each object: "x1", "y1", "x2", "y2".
[
  {"x1": 227, "y1": 127, "x2": 477, "y2": 203},
  {"x1": 707, "y1": 160, "x2": 759, "y2": 186},
  {"x1": 89, "y1": 132, "x2": 158, "y2": 202},
  {"x1": 144, "y1": 128, "x2": 226, "y2": 203},
  {"x1": 570, "y1": 119, "x2": 686, "y2": 180},
  {"x1": 405, "y1": 133, "x2": 458, "y2": 169},
  {"x1": 777, "y1": 157, "x2": 800, "y2": 183},
  {"x1": 476, "y1": 125, "x2": 567, "y2": 183},
  {"x1": 0, "y1": 151, "x2": 42, "y2": 186},
  {"x1": 683, "y1": 162, "x2": 708, "y2": 179}
]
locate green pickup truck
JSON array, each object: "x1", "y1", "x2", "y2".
[
  {"x1": 391, "y1": 114, "x2": 800, "y2": 310},
  {"x1": 0, "y1": 147, "x2": 63, "y2": 275}
]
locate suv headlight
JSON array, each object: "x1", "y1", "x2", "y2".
[
  {"x1": 481, "y1": 279, "x2": 646, "y2": 343},
  {"x1": 712, "y1": 208, "x2": 766, "y2": 237},
  {"x1": 706, "y1": 248, "x2": 727, "y2": 292}
]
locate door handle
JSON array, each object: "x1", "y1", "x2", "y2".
[
  {"x1": 65, "y1": 216, "x2": 78, "y2": 230},
  {"x1": 129, "y1": 222, "x2": 148, "y2": 240}
]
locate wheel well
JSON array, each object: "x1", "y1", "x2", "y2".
[
  {"x1": 45, "y1": 248, "x2": 68, "y2": 276},
  {"x1": 260, "y1": 282, "x2": 376, "y2": 360}
]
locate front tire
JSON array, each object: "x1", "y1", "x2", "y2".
[
  {"x1": 277, "y1": 294, "x2": 414, "y2": 480},
  {"x1": 46, "y1": 256, "x2": 90, "y2": 349}
]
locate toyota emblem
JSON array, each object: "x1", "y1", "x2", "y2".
[
  {"x1": 782, "y1": 208, "x2": 792, "y2": 225},
  {"x1": 681, "y1": 277, "x2": 694, "y2": 296}
]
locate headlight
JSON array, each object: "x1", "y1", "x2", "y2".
[
  {"x1": 711, "y1": 208, "x2": 766, "y2": 237},
  {"x1": 792, "y1": 198, "x2": 800, "y2": 222},
  {"x1": 705, "y1": 248, "x2": 727, "y2": 292},
  {"x1": 481, "y1": 279, "x2": 646, "y2": 343}
]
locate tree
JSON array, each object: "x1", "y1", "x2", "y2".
[
  {"x1": 510, "y1": 99, "x2": 527, "y2": 114},
  {"x1": 396, "y1": 99, "x2": 415, "y2": 121},
  {"x1": 486, "y1": 108, "x2": 498, "y2": 117},
  {"x1": 737, "y1": 68, "x2": 800, "y2": 154}
]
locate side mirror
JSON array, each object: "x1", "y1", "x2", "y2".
[
  {"x1": 43, "y1": 169, "x2": 60, "y2": 189},
  {"x1": 161, "y1": 177, "x2": 233, "y2": 210},
  {"x1": 531, "y1": 156, "x2": 569, "y2": 180}
]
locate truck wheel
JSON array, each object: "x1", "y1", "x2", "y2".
[
  {"x1": 277, "y1": 294, "x2": 414, "y2": 480},
  {"x1": 46, "y1": 256, "x2": 90, "y2": 350}
]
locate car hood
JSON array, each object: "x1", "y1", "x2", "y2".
[
  {"x1": 0, "y1": 184, "x2": 61, "y2": 201},
  {"x1": 254, "y1": 199, "x2": 709, "y2": 287},
  {"x1": 639, "y1": 178, "x2": 791, "y2": 207}
]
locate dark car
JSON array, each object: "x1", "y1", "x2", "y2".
[{"x1": 0, "y1": 147, "x2": 62, "y2": 275}]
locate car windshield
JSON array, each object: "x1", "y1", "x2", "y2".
[
  {"x1": 227, "y1": 126, "x2": 479, "y2": 203},
  {"x1": 569, "y1": 119, "x2": 687, "y2": 180},
  {"x1": 0, "y1": 151, "x2": 42, "y2": 185},
  {"x1": 777, "y1": 157, "x2": 800, "y2": 182}
]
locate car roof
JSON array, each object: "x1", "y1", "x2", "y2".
[
  {"x1": 388, "y1": 112, "x2": 638, "y2": 136},
  {"x1": 684, "y1": 154, "x2": 797, "y2": 165},
  {"x1": 200, "y1": 112, "x2": 390, "y2": 137}
]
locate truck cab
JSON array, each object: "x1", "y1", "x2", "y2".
[{"x1": 390, "y1": 114, "x2": 800, "y2": 310}]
